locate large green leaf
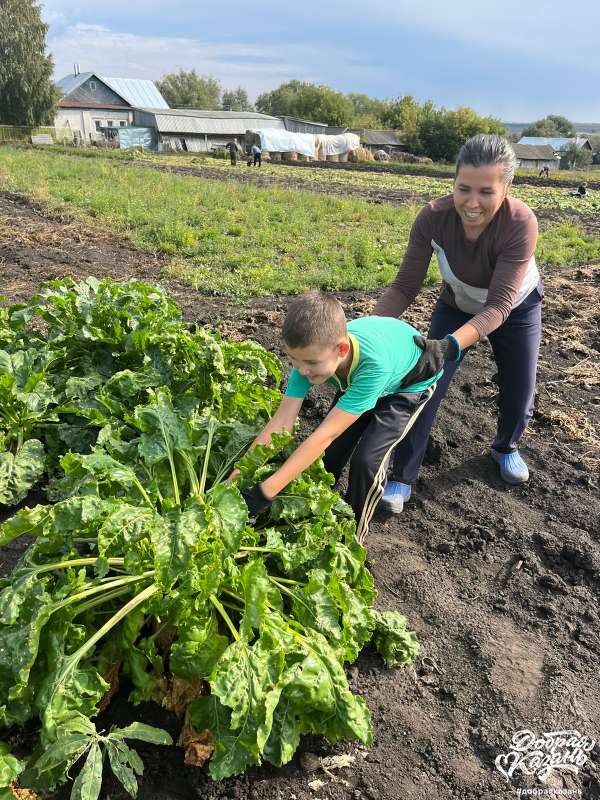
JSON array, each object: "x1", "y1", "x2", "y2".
[
  {"x1": 189, "y1": 695, "x2": 258, "y2": 780},
  {"x1": 372, "y1": 610, "x2": 421, "y2": 667},
  {"x1": 204, "y1": 484, "x2": 247, "y2": 554},
  {"x1": 0, "y1": 744, "x2": 25, "y2": 788},
  {"x1": 0, "y1": 439, "x2": 46, "y2": 506},
  {"x1": 149, "y1": 507, "x2": 204, "y2": 589},
  {"x1": 210, "y1": 638, "x2": 285, "y2": 765}
]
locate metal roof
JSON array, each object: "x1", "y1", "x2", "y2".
[
  {"x1": 56, "y1": 72, "x2": 94, "y2": 96},
  {"x1": 139, "y1": 108, "x2": 282, "y2": 120},
  {"x1": 518, "y1": 136, "x2": 592, "y2": 151},
  {"x1": 136, "y1": 108, "x2": 284, "y2": 135},
  {"x1": 353, "y1": 129, "x2": 405, "y2": 147},
  {"x1": 101, "y1": 77, "x2": 168, "y2": 109},
  {"x1": 56, "y1": 73, "x2": 168, "y2": 109},
  {"x1": 512, "y1": 143, "x2": 558, "y2": 160}
]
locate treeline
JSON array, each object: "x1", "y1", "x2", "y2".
[{"x1": 155, "y1": 72, "x2": 506, "y2": 161}]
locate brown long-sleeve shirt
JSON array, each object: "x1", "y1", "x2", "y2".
[{"x1": 374, "y1": 194, "x2": 539, "y2": 338}]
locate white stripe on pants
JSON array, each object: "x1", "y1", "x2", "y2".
[{"x1": 356, "y1": 384, "x2": 436, "y2": 544}]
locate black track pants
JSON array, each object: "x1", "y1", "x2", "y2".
[{"x1": 323, "y1": 386, "x2": 435, "y2": 542}]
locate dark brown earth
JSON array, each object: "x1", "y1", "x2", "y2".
[{"x1": 0, "y1": 191, "x2": 599, "y2": 800}]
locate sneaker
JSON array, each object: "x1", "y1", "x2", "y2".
[
  {"x1": 379, "y1": 480, "x2": 412, "y2": 513},
  {"x1": 491, "y1": 448, "x2": 529, "y2": 485}
]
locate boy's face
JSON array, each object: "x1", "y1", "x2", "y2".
[{"x1": 285, "y1": 340, "x2": 350, "y2": 385}]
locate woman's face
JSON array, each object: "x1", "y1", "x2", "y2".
[{"x1": 453, "y1": 163, "x2": 510, "y2": 239}]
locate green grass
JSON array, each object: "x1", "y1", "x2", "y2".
[
  {"x1": 0, "y1": 146, "x2": 598, "y2": 298},
  {"x1": 0, "y1": 147, "x2": 432, "y2": 296},
  {"x1": 537, "y1": 224, "x2": 600, "y2": 267}
]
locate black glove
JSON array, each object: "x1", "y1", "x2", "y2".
[
  {"x1": 241, "y1": 483, "x2": 273, "y2": 518},
  {"x1": 399, "y1": 335, "x2": 461, "y2": 389}
]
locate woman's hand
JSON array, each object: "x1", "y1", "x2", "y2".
[{"x1": 400, "y1": 335, "x2": 459, "y2": 387}]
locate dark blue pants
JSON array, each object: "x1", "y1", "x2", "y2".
[{"x1": 391, "y1": 289, "x2": 543, "y2": 483}]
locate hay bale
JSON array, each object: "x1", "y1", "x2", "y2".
[
  {"x1": 270, "y1": 152, "x2": 282, "y2": 162},
  {"x1": 282, "y1": 151, "x2": 298, "y2": 161},
  {"x1": 326, "y1": 154, "x2": 340, "y2": 162},
  {"x1": 338, "y1": 152, "x2": 348, "y2": 162},
  {"x1": 348, "y1": 147, "x2": 374, "y2": 162},
  {"x1": 373, "y1": 149, "x2": 390, "y2": 161}
]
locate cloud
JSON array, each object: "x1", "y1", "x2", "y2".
[
  {"x1": 43, "y1": 1, "x2": 600, "y2": 119},
  {"x1": 48, "y1": 22, "x2": 388, "y2": 98}
]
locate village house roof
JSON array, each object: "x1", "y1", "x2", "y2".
[
  {"x1": 135, "y1": 108, "x2": 285, "y2": 135},
  {"x1": 56, "y1": 73, "x2": 169, "y2": 109},
  {"x1": 352, "y1": 129, "x2": 405, "y2": 147},
  {"x1": 518, "y1": 136, "x2": 592, "y2": 151},
  {"x1": 512, "y1": 143, "x2": 558, "y2": 160}
]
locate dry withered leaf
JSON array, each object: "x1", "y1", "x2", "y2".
[
  {"x1": 178, "y1": 713, "x2": 215, "y2": 768},
  {"x1": 161, "y1": 676, "x2": 205, "y2": 717},
  {"x1": 9, "y1": 783, "x2": 40, "y2": 800}
]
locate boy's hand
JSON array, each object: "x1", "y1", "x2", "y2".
[
  {"x1": 241, "y1": 483, "x2": 273, "y2": 518},
  {"x1": 400, "y1": 335, "x2": 460, "y2": 388},
  {"x1": 224, "y1": 468, "x2": 241, "y2": 484}
]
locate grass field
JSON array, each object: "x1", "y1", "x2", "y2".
[{"x1": 0, "y1": 146, "x2": 599, "y2": 296}]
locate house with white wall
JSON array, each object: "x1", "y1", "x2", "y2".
[{"x1": 55, "y1": 69, "x2": 168, "y2": 142}]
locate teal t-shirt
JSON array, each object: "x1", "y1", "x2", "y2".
[{"x1": 285, "y1": 316, "x2": 442, "y2": 415}]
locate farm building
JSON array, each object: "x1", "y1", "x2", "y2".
[
  {"x1": 512, "y1": 143, "x2": 560, "y2": 171},
  {"x1": 132, "y1": 108, "x2": 284, "y2": 152},
  {"x1": 352, "y1": 129, "x2": 407, "y2": 155},
  {"x1": 55, "y1": 69, "x2": 168, "y2": 143},
  {"x1": 517, "y1": 136, "x2": 593, "y2": 154},
  {"x1": 280, "y1": 116, "x2": 346, "y2": 135}
]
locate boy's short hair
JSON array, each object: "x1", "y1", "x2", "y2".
[{"x1": 282, "y1": 290, "x2": 347, "y2": 349}]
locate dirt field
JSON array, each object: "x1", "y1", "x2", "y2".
[{"x1": 1, "y1": 191, "x2": 599, "y2": 800}]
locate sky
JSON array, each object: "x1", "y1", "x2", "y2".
[{"x1": 41, "y1": 0, "x2": 600, "y2": 122}]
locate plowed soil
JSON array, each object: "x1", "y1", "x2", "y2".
[{"x1": 1, "y1": 191, "x2": 599, "y2": 800}]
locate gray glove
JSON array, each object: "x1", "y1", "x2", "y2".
[{"x1": 399, "y1": 335, "x2": 461, "y2": 388}]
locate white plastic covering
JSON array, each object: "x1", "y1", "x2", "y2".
[
  {"x1": 251, "y1": 129, "x2": 316, "y2": 156},
  {"x1": 315, "y1": 132, "x2": 360, "y2": 155}
]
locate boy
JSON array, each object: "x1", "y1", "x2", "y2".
[{"x1": 241, "y1": 291, "x2": 458, "y2": 542}]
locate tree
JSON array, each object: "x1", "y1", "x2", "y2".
[
  {"x1": 222, "y1": 86, "x2": 253, "y2": 112},
  {"x1": 156, "y1": 70, "x2": 221, "y2": 109},
  {"x1": 256, "y1": 81, "x2": 354, "y2": 127},
  {"x1": 380, "y1": 95, "x2": 427, "y2": 152},
  {"x1": 0, "y1": 0, "x2": 58, "y2": 126},
  {"x1": 346, "y1": 93, "x2": 389, "y2": 128},
  {"x1": 559, "y1": 141, "x2": 592, "y2": 170},
  {"x1": 379, "y1": 96, "x2": 504, "y2": 160},
  {"x1": 419, "y1": 106, "x2": 506, "y2": 162},
  {"x1": 521, "y1": 115, "x2": 575, "y2": 138}
]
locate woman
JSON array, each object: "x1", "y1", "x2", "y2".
[{"x1": 375, "y1": 134, "x2": 543, "y2": 512}]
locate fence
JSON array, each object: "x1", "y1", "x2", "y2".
[{"x1": 0, "y1": 125, "x2": 76, "y2": 144}]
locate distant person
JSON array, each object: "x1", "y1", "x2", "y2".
[
  {"x1": 538, "y1": 166, "x2": 549, "y2": 178},
  {"x1": 251, "y1": 143, "x2": 262, "y2": 167},
  {"x1": 569, "y1": 182, "x2": 587, "y2": 197},
  {"x1": 225, "y1": 140, "x2": 239, "y2": 166},
  {"x1": 373, "y1": 134, "x2": 543, "y2": 510}
]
